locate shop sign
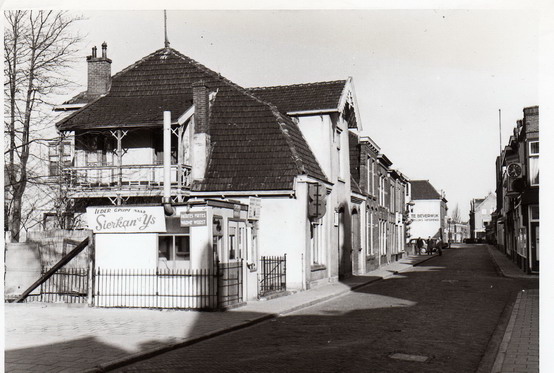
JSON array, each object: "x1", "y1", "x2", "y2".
[
  {"x1": 181, "y1": 211, "x2": 208, "y2": 227},
  {"x1": 410, "y1": 213, "x2": 439, "y2": 222},
  {"x1": 87, "y1": 206, "x2": 166, "y2": 233},
  {"x1": 233, "y1": 204, "x2": 241, "y2": 218},
  {"x1": 248, "y1": 197, "x2": 261, "y2": 220}
]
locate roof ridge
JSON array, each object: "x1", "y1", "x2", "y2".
[
  {"x1": 167, "y1": 48, "x2": 323, "y2": 178},
  {"x1": 248, "y1": 79, "x2": 347, "y2": 91}
]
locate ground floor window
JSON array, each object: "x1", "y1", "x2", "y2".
[
  {"x1": 366, "y1": 210, "x2": 374, "y2": 256},
  {"x1": 311, "y1": 221, "x2": 323, "y2": 265},
  {"x1": 158, "y1": 234, "x2": 190, "y2": 269}
]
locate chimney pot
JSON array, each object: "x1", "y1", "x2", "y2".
[
  {"x1": 87, "y1": 43, "x2": 112, "y2": 97},
  {"x1": 101, "y1": 42, "x2": 107, "y2": 58}
]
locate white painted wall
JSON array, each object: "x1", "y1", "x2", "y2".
[
  {"x1": 236, "y1": 192, "x2": 307, "y2": 291},
  {"x1": 296, "y1": 115, "x2": 332, "y2": 179},
  {"x1": 409, "y1": 200, "x2": 443, "y2": 240},
  {"x1": 95, "y1": 233, "x2": 157, "y2": 269}
]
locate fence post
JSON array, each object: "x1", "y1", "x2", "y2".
[
  {"x1": 88, "y1": 261, "x2": 94, "y2": 306},
  {"x1": 283, "y1": 254, "x2": 287, "y2": 290}
]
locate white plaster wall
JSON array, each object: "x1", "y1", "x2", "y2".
[
  {"x1": 250, "y1": 193, "x2": 307, "y2": 290},
  {"x1": 409, "y1": 200, "x2": 442, "y2": 239},
  {"x1": 296, "y1": 115, "x2": 332, "y2": 179},
  {"x1": 95, "y1": 233, "x2": 157, "y2": 269}
]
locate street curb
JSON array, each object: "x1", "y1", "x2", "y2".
[
  {"x1": 490, "y1": 292, "x2": 522, "y2": 373},
  {"x1": 487, "y1": 245, "x2": 506, "y2": 278},
  {"x1": 83, "y1": 313, "x2": 277, "y2": 373},
  {"x1": 486, "y1": 245, "x2": 538, "y2": 280},
  {"x1": 475, "y1": 291, "x2": 519, "y2": 373},
  {"x1": 84, "y1": 255, "x2": 434, "y2": 372}
]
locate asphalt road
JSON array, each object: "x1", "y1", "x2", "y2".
[{"x1": 116, "y1": 245, "x2": 538, "y2": 373}]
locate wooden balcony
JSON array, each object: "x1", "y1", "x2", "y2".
[{"x1": 63, "y1": 164, "x2": 192, "y2": 199}]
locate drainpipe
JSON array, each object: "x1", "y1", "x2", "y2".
[{"x1": 163, "y1": 111, "x2": 174, "y2": 215}]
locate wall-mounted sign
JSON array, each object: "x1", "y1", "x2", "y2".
[
  {"x1": 410, "y1": 213, "x2": 439, "y2": 222},
  {"x1": 87, "y1": 206, "x2": 166, "y2": 233},
  {"x1": 248, "y1": 197, "x2": 261, "y2": 220},
  {"x1": 181, "y1": 211, "x2": 208, "y2": 227},
  {"x1": 232, "y1": 204, "x2": 241, "y2": 218}
]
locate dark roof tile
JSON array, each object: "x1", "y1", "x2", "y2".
[
  {"x1": 247, "y1": 80, "x2": 346, "y2": 114},
  {"x1": 57, "y1": 47, "x2": 327, "y2": 191},
  {"x1": 411, "y1": 180, "x2": 442, "y2": 200}
]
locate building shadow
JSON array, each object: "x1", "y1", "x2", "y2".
[{"x1": 5, "y1": 245, "x2": 538, "y2": 373}]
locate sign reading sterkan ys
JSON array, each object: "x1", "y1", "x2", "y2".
[{"x1": 87, "y1": 206, "x2": 166, "y2": 233}]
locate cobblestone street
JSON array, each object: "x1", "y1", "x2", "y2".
[{"x1": 117, "y1": 245, "x2": 537, "y2": 373}]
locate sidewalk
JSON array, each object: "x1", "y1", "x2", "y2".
[
  {"x1": 5, "y1": 254, "x2": 435, "y2": 373},
  {"x1": 487, "y1": 245, "x2": 539, "y2": 373}
]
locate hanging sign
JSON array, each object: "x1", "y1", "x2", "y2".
[
  {"x1": 248, "y1": 197, "x2": 261, "y2": 220},
  {"x1": 87, "y1": 206, "x2": 166, "y2": 233},
  {"x1": 180, "y1": 211, "x2": 208, "y2": 227}
]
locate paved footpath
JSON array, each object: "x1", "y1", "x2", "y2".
[
  {"x1": 487, "y1": 246, "x2": 539, "y2": 373},
  {"x1": 5, "y1": 254, "x2": 434, "y2": 373}
]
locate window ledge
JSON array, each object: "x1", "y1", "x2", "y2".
[
  {"x1": 337, "y1": 178, "x2": 346, "y2": 183},
  {"x1": 311, "y1": 264, "x2": 326, "y2": 272}
]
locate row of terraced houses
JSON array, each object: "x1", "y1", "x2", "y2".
[{"x1": 6, "y1": 43, "x2": 448, "y2": 308}]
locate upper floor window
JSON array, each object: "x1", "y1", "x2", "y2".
[
  {"x1": 367, "y1": 157, "x2": 375, "y2": 196},
  {"x1": 529, "y1": 141, "x2": 539, "y2": 186},
  {"x1": 48, "y1": 140, "x2": 72, "y2": 176},
  {"x1": 336, "y1": 128, "x2": 343, "y2": 181}
]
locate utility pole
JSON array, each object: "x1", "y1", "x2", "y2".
[{"x1": 164, "y1": 10, "x2": 170, "y2": 48}]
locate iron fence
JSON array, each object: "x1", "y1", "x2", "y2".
[
  {"x1": 217, "y1": 260, "x2": 244, "y2": 308},
  {"x1": 259, "y1": 255, "x2": 286, "y2": 297},
  {"x1": 17, "y1": 267, "x2": 89, "y2": 304},
  {"x1": 95, "y1": 261, "x2": 243, "y2": 310}
]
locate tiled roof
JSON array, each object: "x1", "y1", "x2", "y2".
[
  {"x1": 247, "y1": 80, "x2": 347, "y2": 114},
  {"x1": 56, "y1": 47, "x2": 327, "y2": 191},
  {"x1": 63, "y1": 91, "x2": 99, "y2": 105},
  {"x1": 411, "y1": 180, "x2": 442, "y2": 200}
]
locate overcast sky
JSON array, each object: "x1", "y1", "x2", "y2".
[{"x1": 3, "y1": 2, "x2": 548, "y2": 219}]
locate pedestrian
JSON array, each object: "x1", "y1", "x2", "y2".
[
  {"x1": 427, "y1": 236, "x2": 434, "y2": 255},
  {"x1": 436, "y1": 238, "x2": 443, "y2": 256},
  {"x1": 416, "y1": 237, "x2": 424, "y2": 255}
]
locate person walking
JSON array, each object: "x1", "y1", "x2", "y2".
[
  {"x1": 416, "y1": 237, "x2": 424, "y2": 255},
  {"x1": 427, "y1": 236, "x2": 434, "y2": 255},
  {"x1": 436, "y1": 238, "x2": 443, "y2": 256}
]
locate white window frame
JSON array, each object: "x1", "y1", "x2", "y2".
[
  {"x1": 311, "y1": 221, "x2": 323, "y2": 265},
  {"x1": 529, "y1": 140, "x2": 539, "y2": 186},
  {"x1": 158, "y1": 234, "x2": 191, "y2": 269}
]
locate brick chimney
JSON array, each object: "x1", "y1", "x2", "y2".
[
  {"x1": 191, "y1": 81, "x2": 210, "y2": 181},
  {"x1": 86, "y1": 42, "x2": 112, "y2": 97}
]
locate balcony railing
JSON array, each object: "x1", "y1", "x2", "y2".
[{"x1": 64, "y1": 164, "x2": 192, "y2": 192}]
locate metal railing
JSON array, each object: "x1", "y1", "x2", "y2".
[
  {"x1": 12, "y1": 267, "x2": 90, "y2": 304},
  {"x1": 64, "y1": 164, "x2": 191, "y2": 191},
  {"x1": 95, "y1": 261, "x2": 243, "y2": 310},
  {"x1": 259, "y1": 255, "x2": 286, "y2": 297}
]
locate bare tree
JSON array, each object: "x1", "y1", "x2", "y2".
[
  {"x1": 4, "y1": 10, "x2": 82, "y2": 241},
  {"x1": 451, "y1": 203, "x2": 462, "y2": 223}
]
